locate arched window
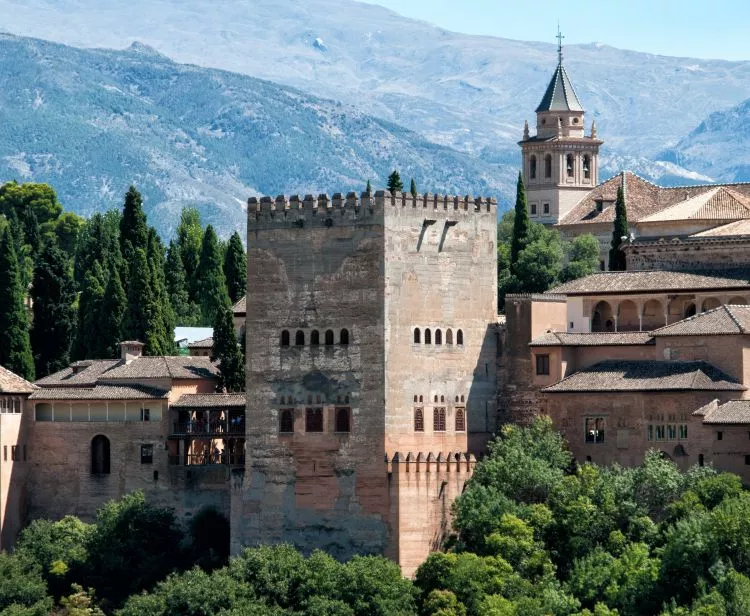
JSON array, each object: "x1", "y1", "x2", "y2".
[
  {"x1": 530, "y1": 155, "x2": 537, "y2": 180},
  {"x1": 413, "y1": 395, "x2": 418, "y2": 403},
  {"x1": 583, "y1": 154, "x2": 591, "y2": 179},
  {"x1": 335, "y1": 408, "x2": 350, "y2": 433},
  {"x1": 455, "y1": 408, "x2": 466, "y2": 432},
  {"x1": 566, "y1": 154, "x2": 574, "y2": 178},
  {"x1": 279, "y1": 409, "x2": 294, "y2": 433},
  {"x1": 340, "y1": 329, "x2": 349, "y2": 345},
  {"x1": 435, "y1": 329, "x2": 442, "y2": 345},
  {"x1": 424, "y1": 328, "x2": 432, "y2": 344},
  {"x1": 456, "y1": 329, "x2": 464, "y2": 345},
  {"x1": 460, "y1": 395, "x2": 465, "y2": 402},
  {"x1": 414, "y1": 408, "x2": 424, "y2": 432},
  {"x1": 281, "y1": 330, "x2": 290, "y2": 347},
  {"x1": 440, "y1": 395, "x2": 444, "y2": 403},
  {"x1": 325, "y1": 330, "x2": 334, "y2": 345},
  {"x1": 434, "y1": 395, "x2": 438, "y2": 403},
  {"x1": 91, "y1": 435, "x2": 110, "y2": 475},
  {"x1": 310, "y1": 330, "x2": 320, "y2": 345},
  {"x1": 419, "y1": 395, "x2": 423, "y2": 403},
  {"x1": 544, "y1": 154, "x2": 552, "y2": 178},
  {"x1": 446, "y1": 329, "x2": 453, "y2": 344},
  {"x1": 414, "y1": 328, "x2": 421, "y2": 344},
  {"x1": 433, "y1": 408, "x2": 446, "y2": 432},
  {"x1": 295, "y1": 330, "x2": 305, "y2": 346}
]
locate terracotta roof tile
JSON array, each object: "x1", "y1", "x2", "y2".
[
  {"x1": 29, "y1": 384, "x2": 169, "y2": 400},
  {"x1": 35, "y1": 360, "x2": 122, "y2": 387},
  {"x1": 640, "y1": 187, "x2": 750, "y2": 223},
  {"x1": 0, "y1": 365, "x2": 37, "y2": 394},
  {"x1": 543, "y1": 360, "x2": 744, "y2": 393},
  {"x1": 529, "y1": 332, "x2": 654, "y2": 346},
  {"x1": 691, "y1": 219, "x2": 750, "y2": 238},
  {"x1": 171, "y1": 393, "x2": 245, "y2": 409},
  {"x1": 232, "y1": 295, "x2": 246, "y2": 315},
  {"x1": 188, "y1": 337, "x2": 213, "y2": 349},
  {"x1": 701, "y1": 400, "x2": 750, "y2": 424},
  {"x1": 653, "y1": 305, "x2": 750, "y2": 336},
  {"x1": 548, "y1": 269, "x2": 750, "y2": 295},
  {"x1": 101, "y1": 356, "x2": 218, "y2": 380}
]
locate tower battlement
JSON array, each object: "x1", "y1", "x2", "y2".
[
  {"x1": 247, "y1": 190, "x2": 497, "y2": 227},
  {"x1": 387, "y1": 451, "x2": 477, "y2": 475}
]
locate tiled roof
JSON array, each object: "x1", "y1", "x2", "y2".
[
  {"x1": 0, "y1": 365, "x2": 37, "y2": 394},
  {"x1": 171, "y1": 393, "x2": 246, "y2": 409},
  {"x1": 701, "y1": 400, "x2": 750, "y2": 424},
  {"x1": 188, "y1": 337, "x2": 213, "y2": 349},
  {"x1": 29, "y1": 384, "x2": 169, "y2": 400},
  {"x1": 536, "y1": 63, "x2": 583, "y2": 112},
  {"x1": 529, "y1": 332, "x2": 654, "y2": 347},
  {"x1": 691, "y1": 219, "x2": 750, "y2": 238},
  {"x1": 639, "y1": 187, "x2": 750, "y2": 223},
  {"x1": 548, "y1": 269, "x2": 750, "y2": 295},
  {"x1": 232, "y1": 295, "x2": 246, "y2": 315},
  {"x1": 653, "y1": 305, "x2": 750, "y2": 336},
  {"x1": 543, "y1": 360, "x2": 744, "y2": 393},
  {"x1": 36, "y1": 356, "x2": 218, "y2": 386}
]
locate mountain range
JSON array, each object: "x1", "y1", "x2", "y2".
[{"x1": 2, "y1": 0, "x2": 750, "y2": 235}]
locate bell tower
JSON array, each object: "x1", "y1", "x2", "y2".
[{"x1": 519, "y1": 30, "x2": 602, "y2": 224}]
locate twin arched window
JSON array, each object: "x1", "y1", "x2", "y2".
[
  {"x1": 91, "y1": 435, "x2": 110, "y2": 475},
  {"x1": 433, "y1": 408, "x2": 446, "y2": 432}
]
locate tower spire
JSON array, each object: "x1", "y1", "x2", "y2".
[{"x1": 557, "y1": 24, "x2": 564, "y2": 65}]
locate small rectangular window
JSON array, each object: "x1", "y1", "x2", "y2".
[
  {"x1": 306, "y1": 408, "x2": 324, "y2": 433},
  {"x1": 647, "y1": 425, "x2": 653, "y2": 441},
  {"x1": 667, "y1": 425, "x2": 677, "y2": 441},
  {"x1": 141, "y1": 444, "x2": 153, "y2": 464},
  {"x1": 543, "y1": 202, "x2": 550, "y2": 215},
  {"x1": 11, "y1": 446, "x2": 17, "y2": 461},
  {"x1": 655, "y1": 425, "x2": 665, "y2": 441},
  {"x1": 679, "y1": 425, "x2": 688, "y2": 440},
  {"x1": 746, "y1": 455, "x2": 750, "y2": 466},
  {"x1": 585, "y1": 417, "x2": 605, "y2": 443},
  {"x1": 530, "y1": 203, "x2": 537, "y2": 216},
  {"x1": 717, "y1": 431, "x2": 723, "y2": 441},
  {"x1": 3, "y1": 446, "x2": 6, "y2": 461},
  {"x1": 536, "y1": 354, "x2": 550, "y2": 376},
  {"x1": 141, "y1": 408, "x2": 150, "y2": 422}
]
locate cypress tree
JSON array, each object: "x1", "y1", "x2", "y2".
[
  {"x1": 223, "y1": 231, "x2": 247, "y2": 305},
  {"x1": 211, "y1": 303, "x2": 245, "y2": 393},
  {"x1": 195, "y1": 225, "x2": 229, "y2": 326},
  {"x1": 75, "y1": 211, "x2": 122, "y2": 288},
  {"x1": 23, "y1": 207, "x2": 42, "y2": 260},
  {"x1": 75, "y1": 261, "x2": 106, "y2": 360},
  {"x1": 119, "y1": 186, "x2": 148, "y2": 286},
  {"x1": 122, "y1": 249, "x2": 152, "y2": 347},
  {"x1": 365, "y1": 179, "x2": 372, "y2": 193},
  {"x1": 510, "y1": 171, "x2": 531, "y2": 266},
  {"x1": 146, "y1": 229, "x2": 176, "y2": 355},
  {"x1": 609, "y1": 184, "x2": 629, "y2": 271},
  {"x1": 176, "y1": 207, "x2": 203, "y2": 300},
  {"x1": 0, "y1": 228, "x2": 34, "y2": 380},
  {"x1": 387, "y1": 170, "x2": 403, "y2": 193},
  {"x1": 165, "y1": 241, "x2": 200, "y2": 326},
  {"x1": 31, "y1": 240, "x2": 75, "y2": 377},
  {"x1": 410, "y1": 178, "x2": 417, "y2": 198},
  {"x1": 99, "y1": 266, "x2": 126, "y2": 359}
]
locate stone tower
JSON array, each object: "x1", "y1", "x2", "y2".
[
  {"x1": 233, "y1": 191, "x2": 498, "y2": 575},
  {"x1": 519, "y1": 33, "x2": 603, "y2": 224}
]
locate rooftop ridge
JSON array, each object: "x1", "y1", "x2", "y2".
[{"x1": 726, "y1": 305, "x2": 749, "y2": 334}]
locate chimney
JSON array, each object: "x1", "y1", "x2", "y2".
[{"x1": 120, "y1": 341, "x2": 144, "y2": 363}]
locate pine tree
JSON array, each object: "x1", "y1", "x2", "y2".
[
  {"x1": 122, "y1": 249, "x2": 152, "y2": 347},
  {"x1": 165, "y1": 241, "x2": 200, "y2": 326},
  {"x1": 176, "y1": 207, "x2": 203, "y2": 300},
  {"x1": 510, "y1": 171, "x2": 531, "y2": 266},
  {"x1": 146, "y1": 229, "x2": 176, "y2": 355},
  {"x1": 196, "y1": 225, "x2": 230, "y2": 326},
  {"x1": 609, "y1": 184, "x2": 629, "y2": 272},
  {"x1": 99, "y1": 266, "x2": 126, "y2": 359},
  {"x1": 31, "y1": 240, "x2": 75, "y2": 377},
  {"x1": 223, "y1": 231, "x2": 247, "y2": 305},
  {"x1": 75, "y1": 261, "x2": 106, "y2": 360},
  {"x1": 0, "y1": 228, "x2": 34, "y2": 380},
  {"x1": 410, "y1": 178, "x2": 418, "y2": 198},
  {"x1": 387, "y1": 170, "x2": 403, "y2": 193},
  {"x1": 365, "y1": 179, "x2": 372, "y2": 193},
  {"x1": 211, "y1": 303, "x2": 245, "y2": 393}
]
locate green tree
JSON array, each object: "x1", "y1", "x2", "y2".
[
  {"x1": 196, "y1": 225, "x2": 229, "y2": 326},
  {"x1": 121, "y1": 249, "x2": 152, "y2": 347},
  {"x1": 23, "y1": 208, "x2": 42, "y2": 260},
  {"x1": 74, "y1": 261, "x2": 106, "y2": 360},
  {"x1": 0, "y1": 181, "x2": 62, "y2": 226},
  {"x1": 212, "y1": 304, "x2": 245, "y2": 392},
  {"x1": 510, "y1": 172, "x2": 530, "y2": 265},
  {"x1": 119, "y1": 186, "x2": 148, "y2": 287},
  {"x1": 0, "y1": 228, "x2": 34, "y2": 380},
  {"x1": 223, "y1": 231, "x2": 247, "y2": 305},
  {"x1": 366, "y1": 179, "x2": 372, "y2": 193},
  {"x1": 387, "y1": 170, "x2": 403, "y2": 193},
  {"x1": 145, "y1": 229, "x2": 176, "y2": 355},
  {"x1": 99, "y1": 267, "x2": 127, "y2": 359},
  {"x1": 176, "y1": 207, "x2": 203, "y2": 299},
  {"x1": 165, "y1": 241, "x2": 200, "y2": 326},
  {"x1": 511, "y1": 225, "x2": 564, "y2": 293},
  {"x1": 74, "y1": 211, "x2": 122, "y2": 288},
  {"x1": 53, "y1": 212, "x2": 86, "y2": 258},
  {"x1": 30, "y1": 240, "x2": 75, "y2": 377},
  {"x1": 410, "y1": 178, "x2": 418, "y2": 198},
  {"x1": 0, "y1": 552, "x2": 52, "y2": 614},
  {"x1": 562, "y1": 234, "x2": 601, "y2": 282},
  {"x1": 609, "y1": 184, "x2": 629, "y2": 271}
]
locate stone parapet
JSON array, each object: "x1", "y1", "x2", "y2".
[{"x1": 387, "y1": 451, "x2": 476, "y2": 474}]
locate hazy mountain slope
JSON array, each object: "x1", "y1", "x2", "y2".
[
  {"x1": 658, "y1": 98, "x2": 750, "y2": 183},
  {"x1": 2, "y1": 0, "x2": 750, "y2": 170},
  {"x1": 0, "y1": 34, "x2": 511, "y2": 237}
]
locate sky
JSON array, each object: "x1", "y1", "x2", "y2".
[{"x1": 363, "y1": 0, "x2": 750, "y2": 61}]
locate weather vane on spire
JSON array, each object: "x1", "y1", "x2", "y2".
[{"x1": 557, "y1": 24, "x2": 564, "y2": 65}]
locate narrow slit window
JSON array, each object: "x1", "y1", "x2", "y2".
[
  {"x1": 280, "y1": 409, "x2": 294, "y2": 433},
  {"x1": 325, "y1": 330, "x2": 334, "y2": 346},
  {"x1": 424, "y1": 328, "x2": 432, "y2": 344},
  {"x1": 435, "y1": 329, "x2": 442, "y2": 345},
  {"x1": 414, "y1": 328, "x2": 421, "y2": 343},
  {"x1": 310, "y1": 330, "x2": 320, "y2": 346},
  {"x1": 295, "y1": 330, "x2": 305, "y2": 346},
  {"x1": 456, "y1": 329, "x2": 463, "y2": 345}
]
